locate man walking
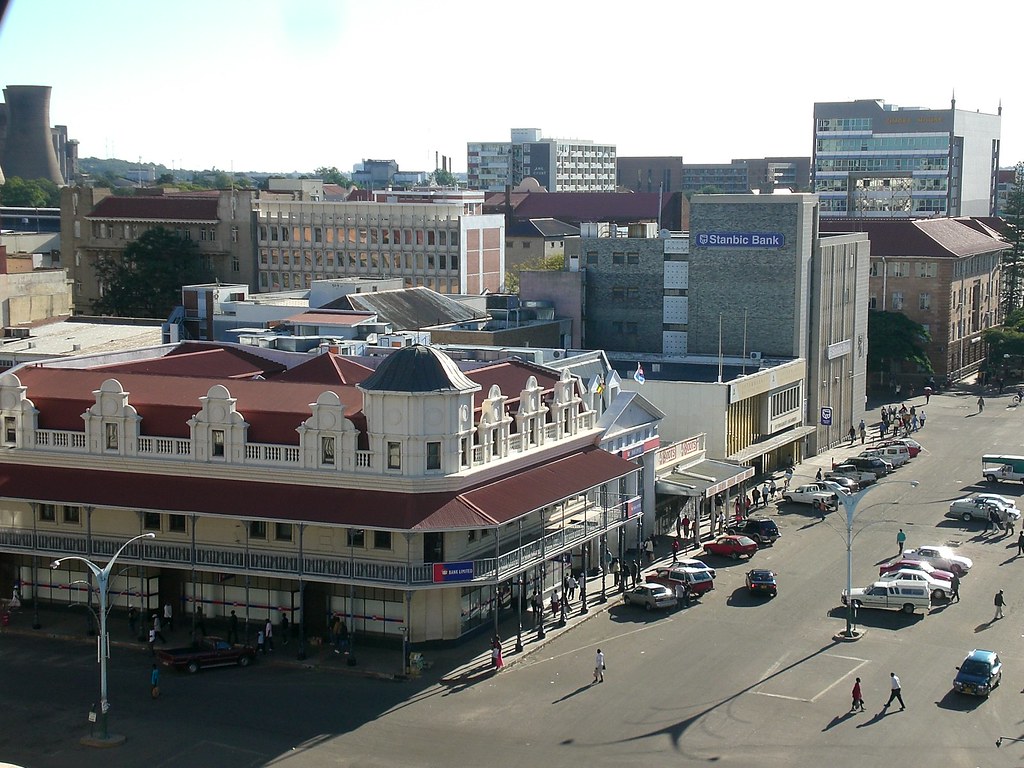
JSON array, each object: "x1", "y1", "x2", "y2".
[
  {"x1": 896, "y1": 529, "x2": 906, "y2": 555},
  {"x1": 858, "y1": 419, "x2": 866, "y2": 444},
  {"x1": 163, "y1": 602, "x2": 173, "y2": 632},
  {"x1": 994, "y1": 589, "x2": 1005, "y2": 620},
  {"x1": 593, "y1": 648, "x2": 605, "y2": 684},
  {"x1": 671, "y1": 538, "x2": 680, "y2": 563},
  {"x1": 227, "y1": 610, "x2": 239, "y2": 644},
  {"x1": 151, "y1": 663, "x2": 160, "y2": 699},
  {"x1": 1017, "y1": 530, "x2": 1024, "y2": 557},
  {"x1": 950, "y1": 573, "x2": 960, "y2": 603},
  {"x1": 884, "y1": 672, "x2": 905, "y2": 710},
  {"x1": 851, "y1": 677, "x2": 865, "y2": 712}
]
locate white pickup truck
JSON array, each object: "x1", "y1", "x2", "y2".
[{"x1": 782, "y1": 484, "x2": 835, "y2": 506}]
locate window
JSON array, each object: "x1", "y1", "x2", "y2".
[
  {"x1": 4, "y1": 416, "x2": 15, "y2": 444},
  {"x1": 919, "y1": 292, "x2": 931, "y2": 310},
  {"x1": 321, "y1": 436, "x2": 335, "y2": 465},
  {"x1": 249, "y1": 520, "x2": 267, "y2": 540},
  {"x1": 889, "y1": 262, "x2": 909, "y2": 277},
  {"x1": 427, "y1": 441, "x2": 441, "y2": 471},
  {"x1": 231, "y1": 256, "x2": 240, "y2": 273},
  {"x1": 168, "y1": 515, "x2": 187, "y2": 533},
  {"x1": 586, "y1": 251, "x2": 598, "y2": 265},
  {"x1": 612, "y1": 252, "x2": 625, "y2": 265},
  {"x1": 275, "y1": 523, "x2": 293, "y2": 542},
  {"x1": 231, "y1": 226, "x2": 239, "y2": 243},
  {"x1": 611, "y1": 287, "x2": 625, "y2": 300},
  {"x1": 374, "y1": 530, "x2": 392, "y2": 550},
  {"x1": 144, "y1": 512, "x2": 162, "y2": 531},
  {"x1": 211, "y1": 429, "x2": 225, "y2": 457},
  {"x1": 868, "y1": 295, "x2": 877, "y2": 309},
  {"x1": 869, "y1": 261, "x2": 881, "y2": 277},
  {"x1": 891, "y1": 292, "x2": 904, "y2": 310},
  {"x1": 104, "y1": 423, "x2": 118, "y2": 451},
  {"x1": 626, "y1": 253, "x2": 639, "y2": 265},
  {"x1": 915, "y1": 262, "x2": 938, "y2": 278},
  {"x1": 62, "y1": 506, "x2": 81, "y2": 524},
  {"x1": 347, "y1": 528, "x2": 365, "y2": 548},
  {"x1": 39, "y1": 504, "x2": 56, "y2": 522},
  {"x1": 387, "y1": 441, "x2": 401, "y2": 470}
]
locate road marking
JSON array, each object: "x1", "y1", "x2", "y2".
[
  {"x1": 751, "y1": 653, "x2": 870, "y2": 704},
  {"x1": 809, "y1": 656, "x2": 870, "y2": 702}
]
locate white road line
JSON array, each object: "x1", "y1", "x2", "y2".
[
  {"x1": 753, "y1": 691, "x2": 811, "y2": 702},
  {"x1": 809, "y1": 657, "x2": 870, "y2": 702}
]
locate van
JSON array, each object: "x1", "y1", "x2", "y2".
[
  {"x1": 982, "y1": 455, "x2": 1024, "y2": 484},
  {"x1": 841, "y1": 579, "x2": 931, "y2": 615},
  {"x1": 862, "y1": 445, "x2": 911, "y2": 467}
]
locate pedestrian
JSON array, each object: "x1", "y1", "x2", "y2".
[
  {"x1": 195, "y1": 605, "x2": 206, "y2": 637},
  {"x1": 163, "y1": 602, "x2": 173, "y2": 632},
  {"x1": 751, "y1": 487, "x2": 761, "y2": 509},
  {"x1": 851, "y1": 677, "x2": 865, "y2": 712},
  {"x1": 988, "y1": 507, "x2": 1001, "y2": 535},
  {"x1": 1008, "y1": 514, "x2": 1016, "y2": 537},
  {"x1": 761, "y1": 481, "x2": 770, "y2": 505},
  {"x1": 858, "y1": 419, "x2": 866, "y2": 444},
  {"x1": 152, "y1": 614, "x2": 166, "y2": 643},
  {"x1": 567, "y1": 575, "x2": 578, "y2": 603},
  {"x1": 918, "y1": 409, "x2": 926, "y2": 428},
  {"x1": 815, "y1": 468, "x2": 823, "y2": 481},
  {"x1": 681, "y1": 514, "x2": 691, "y2": 539},
  {"x1": 911, "y1": 413, "x2": 919, "y2": 431},
  {"x1": 734, "y1": 496, "x2": 743, "y2": 519},
  {"x1": 769, "y1": 478, "x2": 778, "y2": 500},
  {"x1": 128, "y1": 605, "x2": 138, "y2": 638},
  {"x1": 227, "y1": 610, "x2": 239, "y2": 644},
  {"x1": 593, "y1": 648, "x2": 605, "y2": 684},
  {"x1": 1017, "y1": 530, "x2": 1024, "y2": 556},
  {"x1": 490, "y1": 634, "x2": 504, "y2": 670},
  {"x1": 978, "y1": 395, "x2": 985, "y2": 413},
  {"x1": 631, "y1": 560, "x2": 640, "y2": 588},
  {"x1": 674, "y1": 581, "x2": 691, "y2": 607},
  {"x1": 148, "y1": 627, "x2": 158, "y2": 655},
  {"x1": 550, "y1": 589, "x2": 560, "y2": 618},
  {"x1": 896, "y1": 528, "x2": 906, "y2": 555},
  {"x1": 337, "y1": 619, "x2": 350, "y2": 654},
  {"x1": 151, "y1": 663, "x2": 160, "y2": 699},
  {"x1": 994, "y1": 589, "x2": 1005, "y2": 620},
  {"x1": 784, "y1": 466, "x2": 794, "y2": 491},
  {"x1": 675, "y1": 516, "x2": 682, "y2": 539},
  {"x1": 924, "y1": 387, "x2": 932, "y2": 405},
  {"x1": 950, "y1": 573, "x2": 960, "y2": 603},
  {"x1": 847, "y1": 425, "x2": 856, "y2": 446},
  {"x1": 884, "y1": 672, "x2": 905, "y2": 711},
  {"x1": 671, "y1": 538, "x2": 680, "y2": 562},
  {"x1": 264, "y1": 617, "x2": 274, "y2": 651},
  {"x1": 611, "y1": 558, "x2": 620, "y2": 586},
  {"x1": 644, "y1": 537, "x2": 655, "y2": 563},
  {"x1": 257, "y1": 629, "x2": 265, "y2": 654},
  {"x1": 280, "y1": 613, "x2": 290, "y2": 645}
]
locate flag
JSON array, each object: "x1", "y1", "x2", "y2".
[
  {"x1": 633, "y1": 363, "x2": 645, "y2": 384},
  {"x1": 596, "y1": 376, "x2": 605, "y2": 395}
]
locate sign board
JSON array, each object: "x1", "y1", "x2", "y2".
[
  {"x1": 694, "y1": 232, "x2": 786, "y2": 248},
  {"x1": 432, "y1": 562, "x2": 474, "y2": 583},
  {"x1": 820, "y1": 407, "x2": 833, "y2": 426}
]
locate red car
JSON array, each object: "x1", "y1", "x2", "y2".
[
  {"x1": 703, "y1": 535, "x2": 758, "y2": 560},
  {"x1": 878, "y1": 440, "x2": 922, "y2": 458},
  {"x1": 879, "y1": 558, "x2": 955, "y2": 582}
]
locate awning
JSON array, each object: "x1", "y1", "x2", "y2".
[
  {"x1": 655, "y1": 459, "x2": 754, "y2": 498},
  {"x1": 728, "y1": 425, "x2": 816, "y2": 464}
]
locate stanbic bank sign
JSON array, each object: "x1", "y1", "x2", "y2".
[{"x1": 695, "y1": 232, "x2": 785, "y2": 248}]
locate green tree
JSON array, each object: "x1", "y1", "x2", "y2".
[
  {"x1": 93, "y1": 227, "x2": 212, "y2": 317},
  {"x1": 429, "y1": 168, "x2": 457, "y2": 187},
  {"x1": 1000, "y1": 162, "x2": 1024, "y2": 316},
  {"x1": 314, "y1": 166, "x2": 352, "y2": 186},
  {"x1": 867, "y1": 309, "x2": 933, "y2": 381},
  {"x1": 504, "y1": 253, "x2": 565, "y2": 293},
  {"x1": 0, "y1": 176, "x2": 61, "y2": 207}
]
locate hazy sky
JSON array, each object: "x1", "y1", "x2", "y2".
[{"x1": 1, "y1": 0, "x2": 1020, "y2": 175}]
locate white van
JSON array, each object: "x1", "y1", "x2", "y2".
[
  {"x1": 841, "y1": 579, "x2": 931, "y2": 615},
  {"x1": 862, "y1": 445, "x2": 911, "y2": 467}
]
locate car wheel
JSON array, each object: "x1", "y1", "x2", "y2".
[
  {"x1": 238, "y1": 656, "x2": 250, "y2": 667},
  {"x1": 851, "y1": 600, "x2": 862, "y2": 610},
  {"x1": 644, "y1": 602, "x2": 653, "y2": 612},
  {"x1": 902, "y1": 603, "x2": 915, "y2": 615},
  {"x1": 187, "y1": 661, "x2": 200, "y2": 674},
  {"x1": 730, "y1": 552, "x2": 740, "y2": 560},
  {"x1": 782, "y1": 495, "x2": 792, "y2": 503},
  {"x1": 932, "y1": 589, "x2": 945, "y2": 600},
  {"x1": 985, "y1": 474, "x2": 996, "y2": 483},
  {"x1": 962, "y1": 512, "x2": 972, "y2": 522}
]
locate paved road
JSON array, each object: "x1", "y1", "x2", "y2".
[{"x1": 3, "y1": 386, "x2": 1024, "y2": 767}]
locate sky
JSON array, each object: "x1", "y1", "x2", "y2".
[{"x1": 1, "y1": 0, "x2": 1022, "y2": 176}]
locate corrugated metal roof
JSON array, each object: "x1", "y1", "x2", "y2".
[
  {"x1": 321, "y1": 287, "x2": 488, "y2": 330},
  {"x1": 87, "y1": 196, "x2": 220, "y2": 222}
]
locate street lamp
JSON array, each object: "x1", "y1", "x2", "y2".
[
  {"x1": 51, "y1": 532, "x2": 155, "y2": 745},
  {"x1": 835, "y1": 480, "x2": 918, "y2": 639}
]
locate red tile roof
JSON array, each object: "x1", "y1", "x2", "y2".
[
  {"x1": 0, "y1": 448, "x2": 636, "y2": 529},
  {"x1": 87, "y1": 196, "x2": 220, "y2": 222}
]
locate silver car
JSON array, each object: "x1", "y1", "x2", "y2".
[
  {"x1": 623, "y1": 583, "x2": 678, "y2": 611},
  {"x1": 947, "y1": 496, "x2": 1020, "y2": 523}
]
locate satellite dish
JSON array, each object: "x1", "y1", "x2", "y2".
[{"x1": 659, "y1": 229, "x2": 670, "y2": 239}]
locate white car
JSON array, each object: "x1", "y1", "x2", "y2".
[
  {"x1": 809, "y1": 480, "x2": 853, "y2": 496},
  {"x1": 782, "y1": 484, "x2": 835, "y2": 505},
  {"x1": 904, "y1": 546, "x2": 973, "y2": 576},
  {"x1": 674, "y1": 557, "x2": 717, "y2": 579},
  {"x1": 879, "y1": 568, "x2": 952, "y2": 600},
  {"x1": 946, "y1": 496, "x2": 1020, "y2": 523},
  {"x1": 973, "y1": 493, "x2": 1019, "y2": 513},
  {"x1": 826, "y1": 465, "x2": 877, "y2": 485}
]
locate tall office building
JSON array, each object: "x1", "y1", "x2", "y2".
[
  {"x1": 813, "y1": 98, "x2": 1001, "y2": 218},
  {"x1": 468, "y1": 128, "x2": 616, "y2": 192}
]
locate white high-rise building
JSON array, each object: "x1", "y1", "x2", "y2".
[{"x1": 468, "y1": 128, "x2": 616, "y2": 192}]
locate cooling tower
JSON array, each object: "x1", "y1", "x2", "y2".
[{"x1": 0, "y1": 85, "x2": 64, "y2": 184}]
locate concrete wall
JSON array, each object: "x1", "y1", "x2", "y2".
[
  {"x1": 0, "y1": 269, "x2": 72, "y2": 326},
  {"x1": 519, "y1": 269, "x2": 584, "y2": 348},
  {"x1": 955, "y1": 110, "x2": 1001, "y2": 217}
]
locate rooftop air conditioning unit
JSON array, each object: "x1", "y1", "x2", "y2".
[{"x1": 750, "y1": 351, "x2": 762, "y2": 361}]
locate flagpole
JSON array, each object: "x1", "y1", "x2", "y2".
[{"x1": 717, "y1": 313, "x2": 723, "y2": 384}]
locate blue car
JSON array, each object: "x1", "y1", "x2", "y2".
[{"x1": 953, "y1": 649, "x2": 1002, "y2": 696}]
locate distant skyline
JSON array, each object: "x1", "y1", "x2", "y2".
[{"x1": 1, "y1": 0, "x2": 1021, "y2": 176}]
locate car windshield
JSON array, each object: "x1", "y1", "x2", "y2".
[
  {"x1": 750, "y1": 572, "x2": 772, "y2": 581},
  {"x1": 960, "y1": 660, "x2": 990, "y2": 676},
  {"x1": 736, "y1": 537, "x2": 756, "y2": 546}
]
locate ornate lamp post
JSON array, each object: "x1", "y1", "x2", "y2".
[{"x1": 51, "y1": 532, "x2": 155, "y2": 745}]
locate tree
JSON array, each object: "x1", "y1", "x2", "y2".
[
  {"x1": 314, "y1": 166, "x2": 352, "y2": 186},
  {"x1": 1000, "y1": 162, "x2": 1024, "y2": 317},
  {"x1": 867, "y1": 309, "x2": 933, "y2": 381},
  {"x1": 504, "y1": 253, "x2": 565, "y2": 294},
  {"x1": 0, "y1": 176, "x2": 61, "y2": 207},
  {"x1": 93, "y1": 227, "x2": 212, "y2": 317},
  {"x1": 983, "y1": 308, "x2": 1024, "y2": 379},
  {"x1": 429, "y1": 168, "x2": 457, "y2": 187}
]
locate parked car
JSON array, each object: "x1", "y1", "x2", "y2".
[
  {"x1": 878, "y1": 568, "x2": 952, "y2": 600},
  {"x1": 841, "y1": 580, "x2": 931, "y2": 614},
  {"x1": 725, "y1": 516, "x2": 781, "y2": 545},
  {"x1": 622, "y1": 583, "x2": 677, "y2": 611},
  {"x1": 782, "y1": 485, "x2": 835, "y2": 506},
  {"x1": 745, "y1": 569, "x2": 778, "y2": 597},
  {"x1": 860, "y1": 445, "x2": 911, "y2": 467},
  {"x1": 953, "y1": 649, "x2": 1002, "y2": 697},
  {"x1": 879, "y1": 559, "x2": 955, "y2": 583},
  {"x1": 674, "y1": 557, "x2": 717, "y2": 579},
  {"x1": 904, "y1": 546, "x2": 973, "y2": 576},
  {"x1": 880, "y1": 438, "x2": 923, "y2": 458},
  {"x1": 648, "y1": 566, "x2": 715, "y2": 596},
  {"x1": 826, "y1": 465, "x2": 877, "y2": 486},
  {"x1": 808, "y1": 480, "x2": 854, "y2": 495},
  {"x1": 847, "y1": 455, "x2": 892, "y2": 477},
  {"x1": 156, "y1": 637, "x2": 257, "y2": 674},
  {"x1": 946, "y1": 496, "x2": 1020, "y2": 523},
  {"x1": 971, "y1": 493, "x2": 1019, "y2": 514},
  {"x1": 703, "y1": 535, "x2": 758, "y2": 560}
]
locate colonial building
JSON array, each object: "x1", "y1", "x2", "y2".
[{"x1": 0, "y1": 342, "x2": 642, "y2": 645}]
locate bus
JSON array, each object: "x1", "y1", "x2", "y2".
[{"x1": 982, "y1": 455, "x2": 1024, "y2": 484}]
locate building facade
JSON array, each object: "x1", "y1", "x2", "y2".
[
  {"x1": 468, "y1": 128, "x2": 616, "y2": 193},
  {"x1": 0, "y1": 342, "x2": 642, "y2": 645},
  {"x1": 813, "y1": 98, "x2": 1001, "y2": 219}
]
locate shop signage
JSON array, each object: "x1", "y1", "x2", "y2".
[
  {"x1": 433, "y1": 562, "x2": 474, "y2": 583},
  {"x1": 694, "y1": 232, "x2": 785, "y2": 248}
]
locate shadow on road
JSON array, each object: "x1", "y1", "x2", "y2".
[
  {"x1": 855, "y1": 707, "x2": 901, "y2": 727},
  {"x1": 975, "y1": 619, "x2": 999, "y2": 633},
  {"x1": 726, "y1": 587, "x2": 772, "y2": 608},
  {"x1": 822, "y1": 710, "x2": 859, "y2": 731},
  {"x1": 935, "y1": 688, "x2": 985, "y2": 712},
  {"x1": 552, "y1": 683, "x2": 596, "y2": 704},
  {"x1": 824, "y1": 607, "x2": 923, "y2": 629}
]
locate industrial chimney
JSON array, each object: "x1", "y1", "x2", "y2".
[{"x1": 1, "y1": 85, "x2": 64, "y2": 184}]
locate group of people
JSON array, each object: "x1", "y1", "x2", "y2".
[
  {"x1": 879, "y1": 404, "x2": 923, "y2": 439},
  {"x1": 850, "y1": 673, "x2": 905, "y2": 713}
]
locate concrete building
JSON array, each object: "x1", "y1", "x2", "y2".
[
  {"x1": 61, "y1": 186, "x2": 258, "y2": 314},
  {"x1": 618, "y1": 157, "x2": 810, "y2": 195},
  {"x1": 617, "y1": 157, "x2": 685, "y2": 194},
  {"x1": 0, "y1": 315, "x2": 163, "y2": 371},
  {"x1": 504, "y1": 218, "x2": 579, "y2": 272},
  {"x1": 821, "y1": 217, "x2": 1008, "y2": 383},
  {"x1": 468, "y1": 129, "x2": 616, "y2": 192},
  {"x1": 0, "y1": 341, "x2": 642, "y2": 645},
  {"x1": 813, "y1": 98, "x2": 1001, "y2": 218}
]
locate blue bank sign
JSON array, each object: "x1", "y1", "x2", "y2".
[
  {"x1": 695, "y1": 232, "x2": 786, "y2": 248},
  {"x1": 433, "y1": 561, "x2": 474, "y2": 583}
]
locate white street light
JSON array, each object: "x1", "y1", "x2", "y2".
[{"x1": 51, "y1": 532, "x2": 155, "y2": 744}]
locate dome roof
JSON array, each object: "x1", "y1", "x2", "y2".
[{"x1": 358, "y1": 345, "x2": 478, "y2": 393}]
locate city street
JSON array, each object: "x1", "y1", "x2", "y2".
[{"x1": 3, "y1": 385, "x2": 1024, "y2": 767}]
